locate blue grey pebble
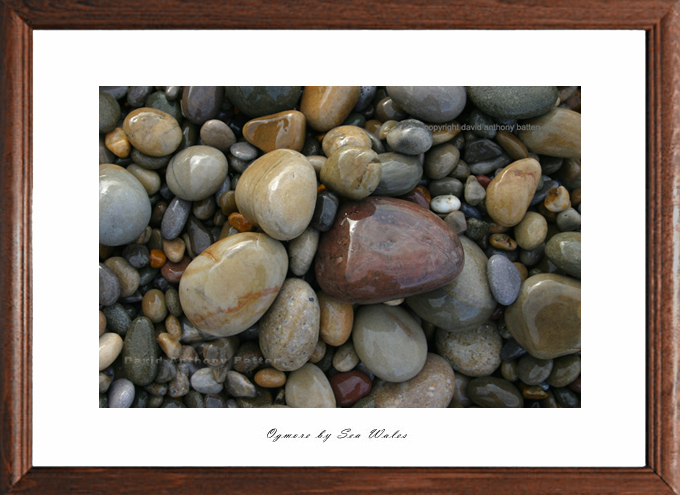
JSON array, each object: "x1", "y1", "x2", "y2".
[
  {"x1": 190, "y1": 367, "x2": 224, "y2": 395},
  {"x1": 108, "y1": 378, "x2": 136, "y2": 408},
  {"x1": 99, "y1": 262, "x2": 121, "y2": 306},
  {"x1": 214, "y1": 175, "x2": 232, "y2": 203},
  {"x1": 386, "y1": 119, "x2": 433, "y2": 155},
  {"x1": 161, "y1": 197, "x2": 192, "y2": 240},
  {"x1": 230, "y1": 142, "x2": 259, "y2": 162},
  {"x1": 487, "y1": 254, "x2": 522, "y2": 306},
  {"x1": 353, "y1": 86, "x2": 377, "y2": 112}
]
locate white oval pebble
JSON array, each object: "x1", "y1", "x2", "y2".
[{"x1": 430, "y1": 194, "x2": 461, "y2": 214}]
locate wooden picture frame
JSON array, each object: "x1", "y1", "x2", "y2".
[{"x1": 2, "y1": 0, "x2": 678, "y2": 493}]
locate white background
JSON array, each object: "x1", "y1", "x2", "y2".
[{"x1": 33, "y1": 30, "x2": 645, "y2": 467}]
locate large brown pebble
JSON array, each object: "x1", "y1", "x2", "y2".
[
  {"x1": 315, "y1": 197, "x2": 464, "y2": 304},
  {"x1": 123, "y1": 107, "x2": 182, "y2": 157},
  {"x1": 243, "y1": 110, "x2": 306, "y2": 153},
  {"x1": 485, "y1": 158, "x2": 542, "y2": 227},
  {"x1": 259, "y1": 278, "x2": 320, "y2": 372},
  {"x1": 235, "y1": 149, "x2": 317, "y2": 241},
  {"x1": 179, "y1": 233, "x2": 288, "y2": 337},
  {"x1": 318, "y1": 291, "x2": 354, "y2": 346},
  {"x1": 369, "y1": 353, "x2": 455, "y2": 408},
  {"x1": 505, "y1": 273, "x2": 581, "y2": 359},
  {"x1": 300, "y1": 86, "x2": 360, "y2": 132},
  {"x1": 320, "y1": 146, "x2": 382, "y2": 200},
  {"x1": 517, "y1": 107, "x2": 581, "y2": 159}
]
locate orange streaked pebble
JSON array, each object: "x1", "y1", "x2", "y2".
[
  {"x1": 228, "y1": 212, "x2": 253, "y2": 232},
  {"x1": 489, "y1": 233, "x2": 517, "y2": 251},
  {"x1": 105, "y1": 127, "x2": 131, "y2": 158},
  {"x1": 149, "y1": 249, "x2": 167, "y2": 268}
]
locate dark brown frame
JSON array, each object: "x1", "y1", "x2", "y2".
[{"x1": 1, "y1": 1, "x2": 678, "y2": 493}]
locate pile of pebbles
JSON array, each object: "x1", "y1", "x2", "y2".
[{"x1": 99, "y1": 86, "x2": 581, "y2": 408}]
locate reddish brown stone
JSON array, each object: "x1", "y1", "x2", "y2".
[
  {"x1": 161, "y1": 256, "x2": 191, "y2": 283},
  {"x1": 315, "y1": 197, "x2": 465, "y2": 304},
  {"x1": 329, "y1": 370, "x2": 372, "y2": 407},
  {"x1": 476, "y1": 175, "x2": 491, "y2": 189},
  {"x1": 398, "y1": 186, "x2": 431, "y2": 210}
]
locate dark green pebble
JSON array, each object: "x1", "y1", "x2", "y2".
[
  {"x1": 547, "y1": 354, "x2": 581, "y2": 387},
  {"x1": 465, "y1": 218, "x2": 489, "y2": 242},
  {"x1": 517, "y1": 355, "x2": 553, "y2": 386},
  {"x1": 99, "y1": 92, "x2": 120, "y2": 134},
  {"x1": 342, "y1": 112, "x2": 366, "y2": 128},
  {"x1": 467, "y1": 377, "x2": 524, "y2": 408},
  {"x1": 185, "y1": 391, "x2": 205, "y2": 408},
  {"x1": 500, "y1": 338, "x2": 527, "y2": 361},
  {"x1": 225, "y1": 86, "x2": 301, "y2": 118},
  {"x1": 552, "y1": 386, "x2": 580, "y2": 408},
  {"x1": 122, "y1": 317, "x2": 159, "y2": 386},
  {"x1": 127, "y1": 86, "x2": 154, "y2": 108},
  {"x1": 165, "y1": 288, "x2": 182, "y2": 317},
  {"x1": 102, "y1": 304, "x2": 132, "y2": 336},
  {"x1": 145, "y1": 91, "x2": 183, "y2": 124},
  {"x1": 138, "y1": 266, "x2": 159, "y2": 286}
]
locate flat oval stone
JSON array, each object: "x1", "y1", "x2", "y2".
[
  {"x1": 369, "y1": 353, "x2": 455, "y2": 408},
  {"x1": 320, "y1": 146, "x2": 381, "y2": 201},
  {"x1": 99, "y1": 164, "x2": 151, "y2": 246},
  {"x1": 435, "y1": 322, "x2": 502, "y2": 377},
  {"x1": 386, "y1": 119, "x2": 434, "y2": 155},
  {"x1": 180, "y1": 86, "x2": 223, "y2": 125},
  {"x1": 166, "y1": 145, "x2": 228, "y2": 201},
  {"x1": 514, "y1": 211, "x2": 548, "y2": 250},
  {"x1": 225, "y1": 86, "x2": 301, "y2": 118},
  {"x1": 517, "y1": 107, "x2": 581, "y2": 159},
  {"x1": 122, "y1": 317, "x2": 159, "y2": 386},
  {"x1": 467, "y1": 86, "x2": 558, "y2": 119},
  {"x1": 99, "y1": 332, "x2": 123, "y2": 370},
  {"x1": 545, "y1": 232, "x2": 581, "y2": 278},
  {"x1": 99, "y1": 262, "x2": 121, "y2": 306},
  {"x1": 467, "y1": 377, "x2": 524, "y2": 407},
  {"x1": 330, "y1": 370, "x2": 372, "y2": 407},
  {"x1": 386, "y1": 86, "x2": 466, "y2": 123},
  {"x1": 407, "y1": 236, "x2": 495, "y2": 332},
  {"x1": 318, "y1": 291, "x2": 354, "y2": 346},
  {"x1": 353, "y1": 305, "x2": 428, "y2": 382},
  {"x1": 505, "y1": 273, "x2": 581, "y2": 359},
  {"x1": 123, "y1": 107, "x2": 182, "y2": 157},
  {"x1": 373, "y1": 152, "x2": 423, "y2": 196},
  {"x1": 285, "y1": 363, "x2": 336, "y2": 408},
  {"x1": 288, "y1": 226, "x2": 319, "y2": 276},
  {"x1": 485, "y1": 158, "x2": 542, "y2": 227},
  {"x1": 179, "y1": 233, "x2": 288, "y2": 337},
  {"x1": 315, "y1": 197, "x2": 464, "y2": 304},
  {"x1": 200, "y1": 119, "x2": 236, "y2": 153},
  {"x1": 235, "y1": 149, "x2": 317, "y2": 241},
  {"x1": 487, "y1": 254, "x2": 522, "y2": 306},
  {"x1": 259, "y1": 278, "x2": 320, "y2": 372},
  {"x1": 243, "y1": 110, "x2": 306, "y2": 153},
  {"x1": 161, "y1": 197, "x2": 192, "y2": 240},
  {"x1": 108, "y1": 378, "x2": 135, "y2": 408},
  {"x1": 300, "y1": 86, "x2": 360, "y2": 132},
  {"x1": 99, "y1": 92, "x2": 120, "y2": 133},
  {"x1": 517, "y1": 354, "x2": 553, "y2": 385}
]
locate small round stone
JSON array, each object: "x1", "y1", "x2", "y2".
[
  {"x1": 556, "y1": 207, "x2": 581, "y2": 232},
  {"x1": 166, "y1": 145, "x2": 229, "y2": 201},
  {"x1": 430, "y1": 194, "x2": 461, "y2": 214},
  {"x1": 108, "y1": 378, "x2": 135, "y2": 408},
  {"x1": 467, "y1": 86, "x2": 558, "y2": 119},
  {"x1": 487, "y1": 254, "x2": 522, "y2": 306},
  {"x1": 435, "y1": 322, "x2": 502, "y2": 377},
  {"x1": 544, "y1": 186, "x2": 571, "y2": 212},
  {"x1": 329, "y1": 370, "x2": 372, "y2": 407},
  {"x1": 332, "y1": 342, "x2": 360, "y2": 372},
  {"x1": 191, "y1": 367, "x2": 224, "y2": 395},
  {"x1": 424, "y1": 143, "x2": 460, "y2": 180},
  {"x1": 199, "y1": 119, "x2": 236, "y2": 153},
  {"x1": 285, "y1": 363, "x2": 336, "y2": 408},
  {"x1": 254, "y1": 368, "x2": 287, "y2": 388},
  {"x1": 514, "y1": 211, "x2": 548, "y2": 250},
  {"x1": 318, "y1": 291, "x2": 354, "y2": 346},
  {"x1": 386, "y1": 119, "x2": 434, "y2": 155}
]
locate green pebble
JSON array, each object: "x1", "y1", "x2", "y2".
[
  {"x1": 165, "y1": 288, "x2": 182, "y2": 317},
  {"x1": 102, "y1": 304, "x2": 132, "y2": 336},
  {"x1": 122, "y1": 317, "x2": 159, "y2": 386},
  {"x1": 547, "y1": 354, "x2": 581, "y2": 387}
]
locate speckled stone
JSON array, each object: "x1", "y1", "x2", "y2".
[
  {"x1": 386, "y1": 86, "x2": 466, "y2": 123},
  {"x1": 259, "y1": 278, "x2": 320, "y2": 372},
  {"x1": 121, "y1": 317, "x2": 159, "y2": 386},
  {"x1": 102, "y1": 304, "x2": 132, "y2": 336},
  {"x1": 300, "y1": 86, "x2": 360, "y2": 132},
  {"x1": 353, "y1": 305, "x2": 427, "y2": 382},
  {"x1": 386, "y1": 119, "x2": 434, "y2": 155},
  {"x1": 243, "y1": 110, "x2": 306, "y2": 153},
  {"x1": 467, "y1": 377, "x2": 524, "y2": 408},
  {"x1": 99, "y1": 92, "x2": 121, "y2": 134},
  {"x1": 407, "y1": 236, "x2": 495, "y2": 332},
  {"x1": 179, "y1": 233, "x2": 288, "y2": 337},
  {"x1": 318, "y1": 291, "x2": 354, "y2": 346},
  {"x1": 435, "y1": 322, "x2": 502, "y2": 377},
  {"x1": 466, "y1": 86, "x2": 558, "y2": 119},
  {"x1": 487, "y1": 254, "x2": 522, "y2": 306},
  {"x1": 485, "y1": 158, "x2": 542, "y2": 227},
  {"x1": 369, "y1": 353, "x2": 455, "y2": 408},
  {"x1": 99, "y1": 164, "x2": 152, "y2": 246},
  {"x1": 506, "y1": 273, "x2": 581, "y2": 359},
  {"x1": 166, "y1": 145, "x2": 229, "y2": 201},
  {"x1": 287, "y1": 227, "x2": 320, "y2": 276},
  {"x1": 320, "y1": 146, "x2": 382, "y2": 200},
  {"x1": 235, "y1": 149, "x2": 317, "y2": 241},
  {"x1": 225, "y1": 86, "x2": 301, "y2": 118},
  {"x1": 315, "y1": 197, "x2": 464, "y2": 304},
  {"x1": 517, "y1": 107, "x2": 581, "y2": 159},
  {"x1": 99, "y1": 262, "x2": 121, "y2": 306},
  {"x1": 285, "y1": 363, "x2": 336, "y2": 408},
  {"x1": 123, "y1": 107, "x2": 182, "y2": 157},
  {"x1": 372, "y1": 152, "x2": 423, "y2": 196},
  {"x1": 545, "y1": 232, "x2": 581, "y2": 278},
  {"x1": 180, "y1": 86, "x2": 223, "y2": 125}
]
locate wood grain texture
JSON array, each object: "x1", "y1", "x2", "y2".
[{"x1": 1, "y1": 0, "x2": 679, "y2": 494}]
